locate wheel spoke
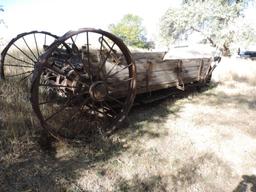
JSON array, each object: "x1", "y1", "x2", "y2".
[
  {"x1": 70, "y1": 36, "x2": 80, "y2": 53},
  {"x1": 57, "y1": 96, "x2": 91, "y2": 132},
  {"x1": 44, "y1": 97, "x2": 73, "y2": 122},
  {"x1": 107, "y1": 95, "x2": 124, "y2": 106},
  {"x1": 102, "y1": 101, "x2": 118, "y2": 116},
  {"x1": 109, "y1": 77, "x2": 133, "y2": 82},
  {"x1": 74, "y1": 34, "x2": 78, "y2": 42},
  {"x1": 6, "y1": 53, "x2": 34, "y2": 66},
  {"x1": 98, "y1": 38, "x2": 116, "y2": 74},
  {"x1": 39, "y1": 83, "x2": 87, "y2": 89},
  {"x1": 39, "y1": 97, "x2": 67, "y2": 105},
  {"x1": 13, "y1": 43, "x2": 36, "y2": 63},
  {"x1": 44, "y1": 34, "x2": 47, "y2": 46},
  {"x1": 39, "y1": 91, "x2": 89, "y2": 105},
  {"x1": 20, "y1": 71, "x2": 33, "y2": 81},
  {"x1": 98, "y1": 35, "x2": 104, "y2": 72},
  {"x1": 86, "y1": 32, "x2": 93, "y2": 82},
  {"x1": 33, "y1": 33, "x2": 40, "y2": 57},
  {"x1": 107, "y1": 77, "x2": 133, "y2": 88},
  {"x1": 107, "y1": 63, "x2": 133, "y2": 78},
  {"x1": 90, "y1": 104, "x2": 111, "y2": 118},
  {"x1": 22, "y1": 37, "x2": 38, "y2": 61},
  {"x1": 5, "y1": 63, "x2": 34, "y2": 68},
  {"x1": 6, "y1": 70, "x2": 33, "y2": 78}
]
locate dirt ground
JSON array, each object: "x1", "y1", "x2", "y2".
[{"x1": 0, "y1": 57, "x2": 256, "y2": 191}]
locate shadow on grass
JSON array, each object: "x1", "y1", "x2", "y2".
[
  {"x1": 0, "y1": 134, "x2": 128, "y2": 191},
  {"x1": 115, "y1": 82, "x2": 218, "y2": 140},
  {"x1": 0, "y1": 80, "x2": 218, "y2": 191}
]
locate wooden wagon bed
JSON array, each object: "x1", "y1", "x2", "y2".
[
  {"x1": 108, "y1": 45, "x2": 214, "y2": 98},
  {"x1": 133, "y1": 51, "x2": 212, "y2": 95}
]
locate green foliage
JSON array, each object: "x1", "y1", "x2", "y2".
[
  {"x1": 160, "y1": 0, "x2": 256, "y2": 54},
  {"x1": 109, "y1": 14, "x2": 154, "y2": 49}
]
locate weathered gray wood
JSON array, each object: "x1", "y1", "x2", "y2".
[
  {"x1": 135, "y1": 58, "x2": 211, "y2": 73},
  {"x1": 107, "y1": 52, "x2": 212, "y2": 96}
]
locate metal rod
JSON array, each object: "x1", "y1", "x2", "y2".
[
  {"x1": 57, "y1": 97, "x2": 91, "y2": 131},
  {"x1": 5, "y1": 64, "x2": 33, "y2": 68},
  {"x1": 20, "y1": 71, "x2": 33, "y2": 81},
  {"x1": 44, "y1": 98, "x2": 73, "y2": 122},
  {"x1": 107, "y1": 95, "x2": 124, "y2": 106},
  {"x1": 33, "y1": 33, "x2": 40, "y2": 57},
  {"x1": 22, "y1": 37, "x2": 38, "y2": 61},
  {"x1": 6, "y1": 70, "x2": 33, "y2": 78},
  {"x1": 44, "y1": 34, "x2": 46, "y2": 46},
  {"x1": 6, "y1": 53, "x2": 34, "y2": 66},
  {"x1": 98, "y1": 39, "x2": 116, "y2": 74},
  {"x1": 70, "y1": 36, "x2": 80, "y2": 53},
  {"x1": 86, "y1": 32, "x2": 93, "y2": 82},
  {"x1": 102, "y1": 101, "x2": 118, "y2": 116},
  {"x1": 39, "y1": 83, "x2": 84, "y2": 89},
  {"x1": 13, "y1": 43, "x2": 36, "y2": 63},
  {"x1": 39, "y1": 91, "x2": 89, "y2": 105},
  {"x1": 107, "y1": 63, "x2": 132, "y2": 78}
]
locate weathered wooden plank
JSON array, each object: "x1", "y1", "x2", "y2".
[
  {"x1": 132, "y1": 52, "x2": 166, "y2": 60},
  {"x1": 111, "y1": 76, "x2": 200, "y2": 97},
  {"x1": 135, "y1": 58, "x2": 211, "y2": 73},
  {"x1": 107, "y1": 62, "x2": 211, "y2": 86},
  {"x1": 104, "y1": 51, "x2": 212, "y2": 97}
]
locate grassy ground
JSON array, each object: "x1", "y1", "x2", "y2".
[{"x1": 1, "y1": 57, "x2": 256, "y2": 191}]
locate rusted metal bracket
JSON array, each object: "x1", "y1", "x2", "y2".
[
  {"x1": 204, "y1": 56, "x2": 221, "y2": 82},
  {"x1": 146, "y1": 60, "x2": 153, "y2": 95},
  {"x1": 176, "y1": 60, "x2": 185, "y2": 91},
  {"x1": 197, "y1": 59, "x2": 204, "y2": 82}
]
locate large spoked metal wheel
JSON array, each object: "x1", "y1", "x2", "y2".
[
  {"x1": 0, "y1": 31, "x2": 59, "y2": 81},
  {"x1": 31, "y1": 28, "x2": 136, "y2": 139}
]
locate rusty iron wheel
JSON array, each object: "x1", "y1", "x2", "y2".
[
  {"x1": 0, "y1": 31, "x2": 62, "y2": 81},
  {"x1": 31, "y1": 28, "x2": 136, "y2": 139}
]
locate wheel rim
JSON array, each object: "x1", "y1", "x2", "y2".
[
  {"x1": 0, "y1": 31, "x2": 60, "y2": 81},
  {"x1": 31, "y1": 28, "x2": 136, "y2": 138}
]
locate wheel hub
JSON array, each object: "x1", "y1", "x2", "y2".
[{"x1": 89, "y1": 81, "x2": 108, "y2": 101}]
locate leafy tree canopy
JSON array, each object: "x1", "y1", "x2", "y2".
[
  {"x1": 109, "y1": 14, "x2": 154, "y2": 49},
  {"x1": 160, "y1": 0, "x2": 256, "y2": 55}
]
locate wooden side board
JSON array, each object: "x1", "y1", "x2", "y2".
[{"x1": 107, "y1": 52, "x2": 212, "y2": 97}]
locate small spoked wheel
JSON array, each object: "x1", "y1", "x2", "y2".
[
  {"x1": 31, "y1": 28, "x2": 136, "y2": 139},
  {"x1": 0, "y1": 31, "x2": 60, "y2": 81}
]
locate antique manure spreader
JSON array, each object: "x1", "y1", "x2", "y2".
[{"x1": 0, "y1": 28, "x2": 219, "y2": 139}]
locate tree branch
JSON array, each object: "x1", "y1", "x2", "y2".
[{"x1": 190, "y1": 27, "x2": 217, "y2": 47}]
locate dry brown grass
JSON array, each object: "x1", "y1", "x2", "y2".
[
  {"x1": 1, "y1": 57, "x2": 256, "y2": 191},
  {"x1": 213, "y1": 57, "x2": 256, "y2": 86}
]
